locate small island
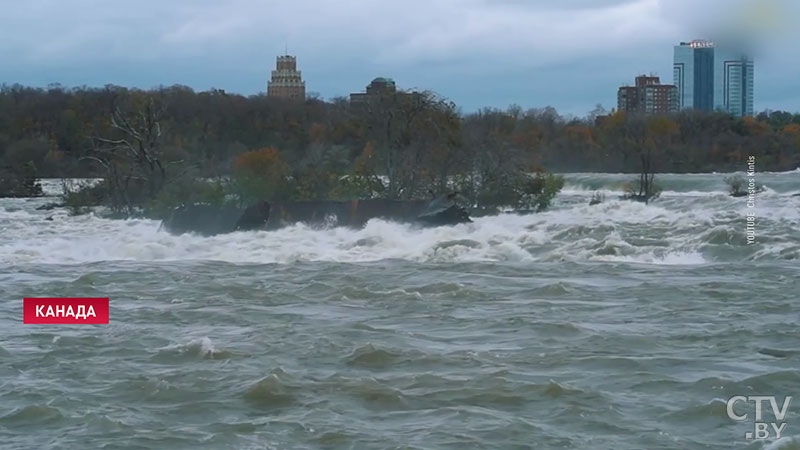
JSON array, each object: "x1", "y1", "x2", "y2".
[{"x1": 1, "y1": 81, "x2": 798, "y2": 226}]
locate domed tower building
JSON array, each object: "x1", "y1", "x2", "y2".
[
  {"x1": 349, "y1": 77, "x2": 398, "y2": 104},
  {"x1": 267, "y1": 55, "x2": 306, "y2": 101}
]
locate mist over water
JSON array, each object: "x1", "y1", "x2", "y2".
[{"x1": 1, "y1": 172, "x2": 799, "y2": 449}]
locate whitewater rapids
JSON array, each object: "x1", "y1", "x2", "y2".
[{"x1": 1, "y1": 172, "x2": 798, "y2": 450}]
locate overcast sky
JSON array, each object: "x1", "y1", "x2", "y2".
[{"x1": 1, "y1": 0, "x2": 798, "y2": 116}]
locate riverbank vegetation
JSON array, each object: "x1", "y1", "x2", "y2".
[
  {"x1": 1, "y1": 83, "x2": 798, "y2": 213},
  {"x1": 0, "y1": 84, "x2": 568, "y2": 216}
]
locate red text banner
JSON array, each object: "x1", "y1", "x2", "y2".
[{"x1": 23, "y1": 298, "x2": 109, "y2": 324}]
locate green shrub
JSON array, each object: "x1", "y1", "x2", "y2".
[
  {"x1": 724, "y1": 174, "x2": 764, "y2": 197},
  {"x1": 458, "y1": 170, "x2": 564, "y2": 213},
  {"x1": 518, "y1": 172, "x2": 565, "y2": 211},
  {"x1": 61, "y1": 179, "x2": 107, "y2": 215},
  {"x1": 146, "y1": 177, "x2": 227, "y2": 219},
  {"x1": 232, "y1": 148, "x2": 294, "y2": 205}
]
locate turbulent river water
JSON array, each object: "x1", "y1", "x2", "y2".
[{"x1": 1, "y1": 172, "x2": 799, "y2": 450}]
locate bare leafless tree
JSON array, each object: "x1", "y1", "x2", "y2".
[{"x1": 86, "y1": 94, "x2": 167, "y2": 214}]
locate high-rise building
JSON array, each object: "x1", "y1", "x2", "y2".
[
  {"x1": 673, "y1": 40, "x2": 715, "y2": 112},
  {"x1": 714, "y1": 47, "x2": 755, "y2": 118},
  {"x1": 267, "y1": 55, "x2": 305, "y2": 101},
  {"x1": 673, "y1": 40, "x2": 754, "y2": 117},
  {"x1": 617, "y1": 75, "x2": 679, "y2": 115}
]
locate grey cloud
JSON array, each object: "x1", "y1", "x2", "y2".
[{"x1": 0, "y1": 0, "x2": 798, "y2": 114}]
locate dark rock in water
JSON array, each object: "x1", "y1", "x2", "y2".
[
  {"x1": 163, "y1": 201, "x2": 269, "y2": 235},
  {"x1": 266, "y1": 200, "x2": 355, "y2": 229},
  {"x1": 419, "y1": 192, "x2": 457, "y2": 217},
  {"x1": 160, "y1": 195, "x2": 471, "y2": 236},
  {"x1": 730, "y1": 192, "x2": 748, "y2": 198},
  {"x1": 267, "y1": 199, "x2": 470, "y2": 230},
  {"x1": 44, "y1": 216, "x2": 54, "y2": 221},
  {"x1": 417, "y1": 204, "x2": 471, "y2": 226},
  {"x1": 619, "y1": 194, "x2": 650, "y2": 203},
  {"x1": 415, "y1": 193, "x2": 471, "y2": 226},
  {"x1": 234, "y1": 201, "x2": 271, "y2": 231},
  {"x1": 266, "y1": 197, "x2": 470, "y2": 230},
  {"x1": 36, "y1": 202, "x2": 63, "y2": 211},
  {"x1": 160, "y1": 203, "x2": 247, "y2": 236}
]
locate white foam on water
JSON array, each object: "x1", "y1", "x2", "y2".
[
  {"x1": 194, "y1": 337, "x2": 217, "y2": 358},
  {"x1": 38, "y1": 178, "x2": 102, "y2": 197},
  {"x1": 591, "y1": 250, "x2": 709, "y2": 265},
  {"x1": 764, "y1": 436, "x2": 800, "y2": 450},
  {"x1": 157, "y1": 337, "x2": 219, "y2": 358},
  {"x1": 2, "y1": 177, "x2": 797, "y2": 266},
  {"x1": 561, "y1": 187, "x2": 730, "y2": 198}
]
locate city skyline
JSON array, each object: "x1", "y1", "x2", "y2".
[{"x1": 1, "y1": 0, "x2": 798, "y2": 116}]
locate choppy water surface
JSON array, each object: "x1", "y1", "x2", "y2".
[{"x1": 1, "y1": 172, "x2": 799, "y2": 450}]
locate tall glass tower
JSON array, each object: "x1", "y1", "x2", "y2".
[
  {"x1": 673, "y1": 40, "x2": 754, "y2": 117},
  {"x1": 714, "y1": 48, "x2": 755, "y2": 117}
]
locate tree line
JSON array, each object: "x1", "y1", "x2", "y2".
[{"x1": 0, "y1": 83, "x2": 798, "y2": 213}]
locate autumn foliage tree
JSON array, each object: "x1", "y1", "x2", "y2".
[
  {"x1": 359, "y1": 90, "x2": 462, "y2": 199},
  {"x1": 232, "y1": 147, "x2": 291, "y2": 204},
  {"x1": 456, "y1": 108, "x2": 566, "y2": 212}
]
